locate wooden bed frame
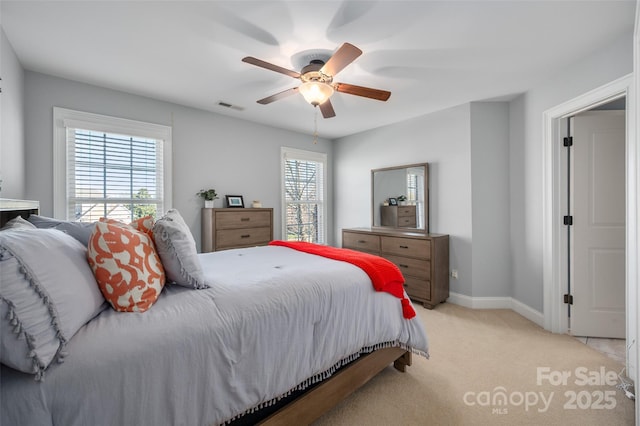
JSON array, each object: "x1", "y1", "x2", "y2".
[
  {"x1": 0, "y1": 204, "x2": 415, "y2": 425},
  {"x1": 260, "y1": 348, "x2": 411, "y2": 425}
]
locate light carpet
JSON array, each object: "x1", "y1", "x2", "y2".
[{"x1": 314, "y1": 303, "x2": 635, "y2": 425}]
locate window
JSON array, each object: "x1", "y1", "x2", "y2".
[
  {"x1": 54, "y1": 108, "x2": 172, "y2": 222},
  {"x1": 281, "y1": 147, "x2": 327, "y2": 244},
  {"x1": 406, "y1": 166, "x2": 425, "y2": 229},
  {"x1": 407, "y1": 172, "x2": 418, "y2": 203}
]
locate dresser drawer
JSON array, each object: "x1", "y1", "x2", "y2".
[
  {"x1": 215, "y1": 210, "x2": 271, "y2": 230},
  {"x1": 384, "y1": 254, "x2": 430, "y2": 280},
  {"x1": 342, "y1": 232, "x2": 381, "y2": 253},
  {"x1": 216, "y1": 227, "x2": 272, "y2": 249},
  {"x1": 381, "y1": 236, "x2": 431, "y2": 258},
  {"x1": 403, "y1": 276, "x2": 431, "y2": 301}
]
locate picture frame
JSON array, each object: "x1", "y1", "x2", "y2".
[
  {"x1": 388, "y1": 197, "x2": 398, "y2": 206},
  {"x1": 225, "y1": 195, "x2": 244, "y2": 208}
]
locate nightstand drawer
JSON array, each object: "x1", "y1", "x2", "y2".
[
  {"x1": 384, "y1": 254, "x2": 430, "y2": 280},
  {"x1": 398, "y1": 216, "x2": 417, "y2": 227},
  {"x1": 215, "y1": 210, "x2": 272, "y2": 229},
  {"x1": 397, "y1": 206, "x2": 416, "y2": 217},
  {"x1": 342, "y1": 232, "x2": 381, "y2": 253},
  {"x1": 381, "y1": 236, "x2": 430, "y2": 259},
  {"x1": 216, "y1": 227, "x2": 272, "y2": 249}
]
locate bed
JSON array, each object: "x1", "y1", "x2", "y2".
[{"x1": 0, "y1": 206, "x2": 428, "y2": 425}]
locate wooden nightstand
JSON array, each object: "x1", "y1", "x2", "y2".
[
  {"x1": 380, "y1": 205, "x2": 417, "y2": 227},
  {"x1": 201, "y1": 208, "x2": 273, "y2": 252}
]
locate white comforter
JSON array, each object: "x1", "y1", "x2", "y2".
[{"x1": 1, "y1": 246, "x2": 429, "y2": 426}]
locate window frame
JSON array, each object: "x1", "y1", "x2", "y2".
[
  {"x1": 280, "y1": 146, "x2": 327, "y2": 244},
  {"x1": 53, "y1": 107, "x2": 172, "y2": 220}
]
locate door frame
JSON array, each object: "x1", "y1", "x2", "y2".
[{"x1": 542, "y1": 74, "x2": 636, "y2": 374}]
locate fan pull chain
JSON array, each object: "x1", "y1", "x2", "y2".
[{"x1": 313, "y1": 108, "x2": 319, "y2": 144}]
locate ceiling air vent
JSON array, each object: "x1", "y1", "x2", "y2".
[{"x1": 217, "y1": 101, "x2": 244, "y2": 111}]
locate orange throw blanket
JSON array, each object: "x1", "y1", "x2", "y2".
[{"x1": 269, "y1": 240, "x2": 416, "y2": 319}]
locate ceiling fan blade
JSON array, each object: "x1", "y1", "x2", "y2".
[
  {"x1": 242, "y1": 57, "x2": 301, "y2": 79},
  {"x1": 320, "y1": 43, "x2": 362, "y2": 76},
  {"x1": 319, "y1": 99, "x2": 336, "y2": 118},
  {"x1": 257, "y1": 87, "x2": 299, "y2": 104},
  {"x1": 334, "y1": 82, "x2": 391, "y2": 101}
]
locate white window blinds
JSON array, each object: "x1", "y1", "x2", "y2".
[
  {"x1": 281, "y1": 147, "x2": 327, "y2": 244},
  {"x1": 53, "y1": 108, "x2": 172, "y2": 221},
  {"x1": 66, "y1": 128, "x2": 164, "y2": 222}
]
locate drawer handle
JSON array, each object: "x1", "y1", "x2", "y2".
[
  {"x1": 358, "y1": 240, "x2": 367, "y2": 244},
  {"x1": 241, "y1": 234, "x2": 251, "y2": 238},
  {"x1": 399, "y1": 245, "x2": 409, "y2": 249},
  {"x1": 399, "y1": 264, "x2": 409, "y2": 268},
  {"x1": 241, "y1": 218, "x2": 250, "y2": 222}
]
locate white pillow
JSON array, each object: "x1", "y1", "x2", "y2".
[
  {"x1": 152, "y1": 209, "x2": 207, "y2": 289},
  {"x1": 0, "y1": 228, "x2": 106, "y2": 380}
]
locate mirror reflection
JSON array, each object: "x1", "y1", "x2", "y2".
[{"x1": 372, "y1": 163, "x2": 428, "y2": 232}]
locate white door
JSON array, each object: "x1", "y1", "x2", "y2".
[{"x1": 570, "y1": 111, "x2": 625, "y2": 338}]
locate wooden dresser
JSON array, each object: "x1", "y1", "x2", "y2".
[
  {"x1": 342, "y1": 228, "x2": 449, "y2": 309},
  {"x1": 380, "y1": 205, "x2": 417, "y2": 228},
  {"x1": 201, "y1": 208, "x2": 273, "y2": 252}
]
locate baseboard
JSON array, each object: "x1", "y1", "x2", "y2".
[{"x1": 447, "y1": 292, "x2": 544, "y2": 328}]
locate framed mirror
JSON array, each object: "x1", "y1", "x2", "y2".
[{"x1": 371, "y1": 163, "x2": 428, "y2": 232}]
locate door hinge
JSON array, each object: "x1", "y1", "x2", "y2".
[
  {"x1": 564, "y1": 294, "x2": 574, "y2": 305},
  {"x1": 563, "y1": 136, "x2": 573, "y2": 147},
  {"x1": 563, "y1": 215, "x2": 573, "y2": 225}
]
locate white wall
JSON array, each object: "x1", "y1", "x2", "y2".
[
  {"x1": 334, "y1": 104, "x2": 473, "y2": 296},
  {"x1": 470, "y1": 102, "x2": 511, "y2": 297},
  {"x1": 0, "y1": 28, "x2": 25, "y2": 199},
  {"x1": 23, "y1": 71, "x2": 334, "y2": 249},
  {"x1": 509, "y1": 31, "x2": 633, "y2": 311}
]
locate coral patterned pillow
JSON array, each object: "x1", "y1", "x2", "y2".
[{"x1": 87, "y1": 219, "x2": 165, "y2": 312}]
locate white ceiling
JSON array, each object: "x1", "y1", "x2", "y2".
[{"x1": 1, "y1": 1, "x2": 635, "y2": 139}]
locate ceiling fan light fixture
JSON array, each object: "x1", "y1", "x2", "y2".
[
  {"x1": 244, "y1": 42, "x2": 390, "y2": 118},
  {"x1": 299, "y1": 81, "x2": 334, "y2": 106}
]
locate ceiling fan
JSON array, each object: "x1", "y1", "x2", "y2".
[{"x1": 242, "y1": 43, "x2": 391, "y2": 118}]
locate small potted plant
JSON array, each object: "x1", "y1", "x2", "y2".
[
  {"x1": 197, "y1": 189, "x2": 219, "y2": 208},
  {"x1": 397, "y1": 195, "x2": 407, "y2": 206}
]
